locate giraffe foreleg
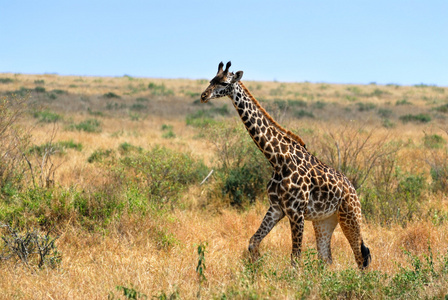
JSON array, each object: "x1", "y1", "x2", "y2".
[
  {"x1": 312, "y1": 214, "x2": 338, "y2": 264},
  {"x1": 288, "y1": 211, "x2": 305, "y2": 265},
  {"x1": 248, "y1": 204, "x2": 285, "y2": 262}
]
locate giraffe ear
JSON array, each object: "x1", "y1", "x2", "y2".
[{"x1": 231, "y1": 71, "x2": 243, "y2": 83}]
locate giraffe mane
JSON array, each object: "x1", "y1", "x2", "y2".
[{"x1": 237, "y1": 82, "x2": 307, "y2": 148}]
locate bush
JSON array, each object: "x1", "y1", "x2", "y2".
[
  {"x1": 34, "y1": 86, "x2": 46, "y2": 93},
  {"x1": 396, "y1": 99, "x2": 412, "y2": 106},
  {"x1": 148, "y1": 83, "x2": 174, "y2": 96},
  {"x1": 0, "y1": 223, "x2": 62, "y2": 269},
  {"x1": 0, "y1": 78, "x2": 14, "y2": 84},
  {"x1": 369, "y1": 89, "x2": 390, "y2": 98},
  {"x1": 186, "y1": 110, "x2": 217, "y2": 128},
  {"x1": 423, "y1": 134, "x2": 445, "y2": 149},
  {"x1": 32, "y1": 110, "x2": 62, "y2": 123},
  {"x1": 103, "y1": 92, "x2": 121, "y2": 99},
  {"x1": 118, "y1": 142, "x2": 142, "y2": 154},
  {"x1": 203, "y1": 122, "x2": 271, "y2": 206},
  {"x1": 361, "y1": 167, "x2": 426, "y2": 226},
  {"x1": 378, "y1": 108, "x2": 393, "y2": 119},
  {"x1": 162, "y1": 130, "x2": 176, "y2": 139},
  {"x1": 314, "y1": 123, "x2": 399, "y2": 190},
  {"x1": 357, "y1": 102, "x2": 376, "y2": 112},
  {"x1": 295, "y1": 109, "x2": 314, "y2": 119},
  {"x1": 435, "y1": 104, "x2": 448, "y2": 113},
  {"x1": 116, "y1": 146, "x2": 208, "y2": 204},
  {"x1": 400, "y1": 114, "x2": 431, "y2": 124},
  {"x1": 68, "y1": 119, "x2": 102, "y2": 133},
  {"x1": 426, "y1": 139, "x2": 448, "y2": 193},
  {"x1": 28, "y1": 140, "x2": 82, "y2": 157},
  {"x1": 130, "y1": 103, "x2": 147, "y2": 111},
  {"x1": 51, "y1": 89, "x2": 67, "y2": 95},
  {"x1": 87, "y1": 148, "x2": 114, "y2": 163},
  {"x1": 28, "y1": 142, "x2": 65, "y2": 157}
]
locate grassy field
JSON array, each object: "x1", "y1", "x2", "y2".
[{"x1": 1, "y1": 73, "x2": 448, "y2": 299}]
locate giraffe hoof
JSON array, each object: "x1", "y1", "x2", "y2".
[
  {"x1": 248, "y1": 245, "x2": 260, "y2": 262},
  {"x1": 361, "y1": 242, "x2": 371, "y2": 270}
]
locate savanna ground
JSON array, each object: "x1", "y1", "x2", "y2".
[{"x1": 1, "y1": 73, "x2": 448, "y2": 299}]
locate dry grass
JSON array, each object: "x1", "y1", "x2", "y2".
[
  {"x1": 1, "y1": 73, "x2": 448, "y2": 298},
  {"x1": 1, "y1": 211, "x2": 448, "y2": 298}
]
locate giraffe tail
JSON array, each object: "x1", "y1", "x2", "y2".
[{"x1": 361, "y1": 240, "x2": 371, "y2": 269}]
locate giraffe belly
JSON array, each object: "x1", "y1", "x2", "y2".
[{"x1": 304, "y1": 195, "x2": 339, "y2": 221}]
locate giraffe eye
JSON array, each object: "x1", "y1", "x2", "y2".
[{"x1": 219, "y1": 82, "x2": 229, "y2": 87}]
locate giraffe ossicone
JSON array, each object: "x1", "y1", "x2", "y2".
[{"x1": 200, "y1": 61, "x2": 371, "y2": 270}]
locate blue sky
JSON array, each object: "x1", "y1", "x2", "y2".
[{"x1": 1, "y1": 1, "x2": 447, "y2": 86}]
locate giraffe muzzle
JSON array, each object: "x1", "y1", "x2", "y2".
[{"x1": 200, "y1": 91, "x2": 209, "y2": 103}]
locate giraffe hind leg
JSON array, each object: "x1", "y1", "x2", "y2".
[
  {"x1": 338, "y1": 199, "x2": 371, "y2": 270},
  {"x1": 312, "y1": 213, "x2": 338, "y2": 264}
]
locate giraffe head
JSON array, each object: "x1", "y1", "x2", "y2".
[{"x1": 200, "y1": 61, "x2": 243, "y2": 103}]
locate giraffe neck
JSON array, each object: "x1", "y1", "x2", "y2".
[{"x1": 229, "y1": 82, "x2": 306, "y2": 167}]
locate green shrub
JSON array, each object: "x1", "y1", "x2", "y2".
[
  {"x1": 116, "y1": 146, "x2": 208, "y2": 204},
  {"x1": 396, "y1": 99, "x2": 412, "y2": 106},
  {"x1": 136, "y1": 97, "x2": 149, "y2": 102},
  {"x1": 210, "y1": 104, "x2": 229, "y2": 116},
  {"x1": 28, "y1": 142, "x2": 65, "y2": 156},
  {"x1": 399, "y1": 114, "x2": 431, "y2": 124},
  {"x1": 269, "y1": 85, "x2": 286, "y2": 96},
  {"x1": 295, "y1": 109, "x2": 314, "y2": 119},
  {"x1": 118, "y1": 142, "x2": 142, "y2": 154},
  {"x1": 130, "y1": 103, "x2": 147, "y2": 111},
  {"x1": 378, "y1": 108, "x2": 393, "y2": 118},
  {"x1": 161, "y1": 124, "x2": 173, "y2": 131},
  {"x1": 222, "y1": 159, "x2": 268, "y2": 206},
  {"x1": 0, "y1": 78, "x2": 14, "y2": 84},
  {"x1": 369, "y1": 88, "x2": 390, "y2": 98},
  {"x1": 423, "y1": 134, "x2": 445, "y2": 149},
  {"x1": 185, "y1": 91, "x2": 200, "y2": 98},
  {"x1": 346, "y1": 86, "x2": 362, "y2": 95},
  {"x1": 414, "y1": 83, "x2": 430, "y2": 88},
  {"x1": 361, "y1": 169, "x2": 426, "y2": 226},
  {"x1": 431, "y1": 166, "x2": 448, "y2": 194},
  {"x1": 32, "y1": 110, "x2": 62, "y2": 123},
  {"x1": 382, "y1": 119, "x2": 396, "y2": 128},
  {"x1": 59, "y1": 140, "x2": 83, "y2": 151},
  {"x1": 345, "y1": 95, "x2": 358, "y2": 102},
  {"x1": 186, "y1": 110, "x2": 217, "y2": 128},
  {"x1": 357, "y1": 102, "x2": 376, "y2": 112},
  {"x1": 162, "y1": 130, "x2": 176, "y2": 139},
  {"x1": 6, "y1": 87, "x2": 31, "y2": 97},
  {"x1": 103, "y1": 92, "x2": 121, "y2": 99},
  {"x1": 435, "y1": 104, "x2": 448, "y2": 113},
  {"x1": 106, "y1": 102, "x2": 127, "y2": 110},
  {"x1": 148, "y1": 83, "x2": 174, "y2": 96},
  {"x1": 87, "y1": 108, "x2": 104, "y2": 117},
  {"x1": 87, "y1": 149, "x2": 114, "y2": 163},
  {"x1": 68, "y1": 119, "x2": 102, "y2": 133},
  {"x1": 34, "y1": 86, "x2": 46, "y2": 93},
  {"x1": 312, "y1": 101, "x2": 326, "y2": 109},
  {"x1": 51, "y1": 89, "x2": 67, "y2": 95},
  {"x1": 203, "y1": 123, "x2": 271, "y2": 206}
]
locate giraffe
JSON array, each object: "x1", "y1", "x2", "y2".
[{"x1": 200, "y1": 62, "x2": 371, "y2": 270}]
